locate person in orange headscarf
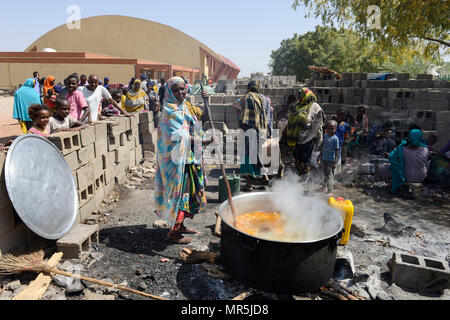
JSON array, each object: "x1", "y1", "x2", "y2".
[{"x1": 43, "y1": 76, "x2": 57, "y2": 114}]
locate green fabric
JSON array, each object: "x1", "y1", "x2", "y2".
[
  {"x1": 240, "y1": 153, "x2": 261, "y2": 178},
  {"x1": 286, "y1": 102, "x2": 313, "y2": 147}
]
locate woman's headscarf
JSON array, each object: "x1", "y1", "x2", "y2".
[
  {"x1": 43, "y1": 76, "x2": 55, "y2": 97},
  {"x1": 124, "y1": 79, "x2": 148, "y2": 112},
  {"x1": 297, "y1": 87, "x2": 317, "y2": 106},
  {"x1": 155, "y1": 76, "x2": 204, "y2": 229},
  {"x1": 389, "y1": 129, "x2": 428, "y2": 193},
  {"x1": 13, "y1": 79, "x2": 42, "y2": 122}
]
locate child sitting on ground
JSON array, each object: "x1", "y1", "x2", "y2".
[
  {"x1": 101, "y1": 90, "x2": 122, "y2": 117},
  {"x1": 48, "y1": 95, "x2": 86, "y2": 134},
  {"x1": 28, "y1": 104, "x2": 51, "y2": 138},
  {"x1": 319, "y1": 120, "x2": 340, "y2": 195}
]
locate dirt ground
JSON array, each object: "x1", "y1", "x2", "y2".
[
  {"x1": 1, "y1": 134, "x2": 449, "y2": 301},
  {"x1": 0, "y1": 96, "x2": 22, "y2": 145}
]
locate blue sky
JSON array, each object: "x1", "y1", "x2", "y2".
[{"x1": 0, "y1": 0, "x2": 321, "y2": 77}]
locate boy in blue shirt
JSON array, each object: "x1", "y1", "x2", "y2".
[
  {"x1": 319, "y1": 120, "x2": 340, "y2": 194},
  {"x1": 332, "y1": 108, "x2": 351, "y2": 172}
]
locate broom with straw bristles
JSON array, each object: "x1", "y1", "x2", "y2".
[{"x1": 0, "y1": 249, "x2": 167, "y2": 300}]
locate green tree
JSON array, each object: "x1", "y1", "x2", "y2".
[
  {"x1": 270, "y1": 26, "x2": 378, "y2": 79},
  {"x1": 291, "y1": 0, "x2": 449, "y2": 64}
]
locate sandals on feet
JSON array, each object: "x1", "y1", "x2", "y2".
[
  {"x1": 167, "y1": 235, "x2": 192, "y2": 244},
  {"x1": 180, "y1": 227, "x2": 201, "y2": 235}
]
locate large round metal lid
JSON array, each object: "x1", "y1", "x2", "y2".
[{"x1": 4, "y1": 135, "x2": 78, "y2": 240}]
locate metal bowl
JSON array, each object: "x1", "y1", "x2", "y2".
[{"x1": 4, "y1": 135, "x2": 78, "y2": 240}]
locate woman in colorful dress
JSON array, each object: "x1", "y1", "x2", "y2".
[{"x1": 155, "y1": 76, "x2": 209, "y2": 244}]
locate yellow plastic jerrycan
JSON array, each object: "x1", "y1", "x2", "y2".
[{"x1": 328, "y1": 197, "x2": 354, "y2": 246}]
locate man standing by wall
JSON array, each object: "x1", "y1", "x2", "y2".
[{"x1": 79, "y1": 74, "x2": 129, "y2": 122}]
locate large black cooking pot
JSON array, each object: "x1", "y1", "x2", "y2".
[{"x1": 219, "y1": 192, "x2": 343, "y2": 294}]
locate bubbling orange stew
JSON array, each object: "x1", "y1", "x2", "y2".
[{"x1": 235, "y1": 211, "x2": 286, "y2": 238}]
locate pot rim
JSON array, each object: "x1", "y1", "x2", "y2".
[{"x1": 218, "y1": 192, "x2": 344, "y2": 244}]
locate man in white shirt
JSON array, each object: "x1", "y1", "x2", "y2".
[{"x1": 79, "y1": 74, "x2": 129, "y2": 122}]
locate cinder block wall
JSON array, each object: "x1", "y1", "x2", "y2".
[{"x1": 0, "y1": 112, "x2": 157, "y2": 256}]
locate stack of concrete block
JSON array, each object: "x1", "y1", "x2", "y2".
[
  {"x1": 435, "y1": 111, "x2": 450, "y2": 150},
  {"x1": 139, "y1": 112, "x2": 157, "y2": 158},
  {"x1": 46, "y1": 115, "x2": 142, "y2": 224}
]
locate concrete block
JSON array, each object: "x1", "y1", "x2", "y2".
[
  {"x1": 115, "y1": 172, "x2": 126, "y2": 185},
  {"x1": 0, "y1": 205, "x2": 15, "y2": 237},
  {"x1": 415, "y1": 80, "x2": 433, "y2": 88},
  {"x1": 342, "y1": 73, "x2": 352, "y2": 81},
  {"x1": 338, "y1": 80, "x2": 352, "y2": 87},
  {"x1": 129, "y1": 148, "x2": 137, "y2": 167},
  {"x1": 107, "y1": 134, "x2": 120, "y2": 152},
  {"x1": 94, "y1": 122, "x2": 107, "y2": 141},
  {"x1": 135, "y1": 145, "x2": 144, "y2": 163},
  {"x1": 93, "y1": 186, "x2": 105, "y2": 209},
  {"x1": 104, "y1": 181, "x2": 115, "y2": 196},
  {"x1": 47, "y1": 131, "x2": 81, "y2": 155},
  {"x1": 77, "y1": 143, "x2": 95, "y2": 166},
  {"x1": 102, "y1": 151, "x2": 115, "y2": 170},
  {"x1": 56, "y1": 223, "x2": 99, "y2": 260},
  {"x1": 114, "y1": 158, "x2": 129, "y2": 177},
  {"x1": 142, "y1": 143, "x2": 156, "y2": 152},
  {"x1": 417, "y1": 74, "x2": 433, "y2": 80},
  {"x1": 119, "y1": 133, "x2": 126, "y2": 147},
  {"x1": 396, "y1": 73, "x2": 410, "y2": 81},
  {"x1": 63, "y1": 151, "x2": 80, "y2": 172},
  {"x1": 399, "y1": 80, "x2": 416, "y2": 88},
  {"x1": 140, "y1": 123, "x2": 156, "y2": 136},
  {"x1": 78, "y1": 183, "x2": 95, "y2": 207},
  {"x1": 389, "y1": 252, "x2": 450, "y2": 293},
  {"x1": 142, "y1": 132, "x2": 156, "y2": 145},
  {"x1": 94, "y1": 139, "x2": 108, "y2": 158},
  {"x1": 115, "y1": 146, "x2": 127, "y2": 164},
  {"x1": 92, "y1": 156, "x2": 103, "y2": 178},
  {"x1": 139, "y1": 112, "x2": 153, "y2": 124},
  {"x1": 104, "y1": 167, "x2": 115, "y2": 185},
  {"x1": 210, "y1": 95, "x2": 224, "y2": 104},
  {"x1": 323, "y1": 80, "x2": 338, "y2": 87},
  {"x1": 79, "y1": 125, "x2": 96, "y2": 147},
  {"x1": 76, "y1": 163, "x2": 93, "y2": 191}
]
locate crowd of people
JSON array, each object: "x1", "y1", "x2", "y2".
[
  {"x1": 10, "y1": 73, "x2": 450, "y2": 244},
  {"x1": 276, "y1": 86, "x2": 449, "y2": 195},
  {"x1": 12, "y1": 72, "x2": 172, "y2": 138}
]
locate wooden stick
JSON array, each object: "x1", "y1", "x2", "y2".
[
  {"x1": 232, "y1": 291, "x2": 252, "y2": 300},
  {"x1": 320, "y1": 290, "x2": 348, "y2": 301},
  {"x1": 200, "y1": 82, "x2": 237, "y2": 227},
  {"x1": 48, "y1": 268, "x2": 167, "y2": 300},
  {"x1": 13, "y1": 252, "x2": 63, "y2": 300},
  {"x1": 214, "y1": 211, "x2": 222, "y2": 237}
]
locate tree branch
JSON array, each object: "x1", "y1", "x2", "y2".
[{"x1": 421, "y1": 37, "x2": 450, "y2": 47}]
